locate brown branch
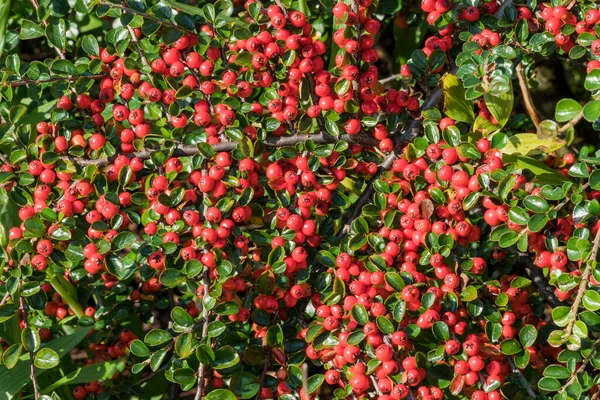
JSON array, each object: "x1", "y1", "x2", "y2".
[
  {"x1": 564, "y1": 227, "x2": 600, "y2": 340},
  {"x1": 516, "y1": 63, "x2": 541, "y2": 129},
  {"x1": 336, "y1": 88, "x2": 444, "y2": 239},
  {"x1": 507, "y1": 357, "x2": 537, "y2": 398},
  {"x1": 98, "y1": 1, "x2": 196, "y2": 35},
  {"x1": 560, "y1": 336, "x2": 600, "y2": 394},
  {"x1": 60, "y1": 132, "x2": 380, "y2": 167},
  {"x1": 518, "y1": 256, "x2": 563, "y2": 308},
  {"x1": 19, "y1": 293, "x2": 40, "y2": 399},
  {"x1": 127, "y1": 26, "x2": 149, "y2": 69},
  {"x1": 2, "y1": 74, "x2": 107, "y2": 88},
  {"x1": 193, "y1": 270, "x2": 211, "y2": 400},
  {"x1": 335, "y1": 0, "x2": 513, "y2": 240}
]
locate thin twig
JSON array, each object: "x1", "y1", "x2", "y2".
[
  {"x1": 516, "y1": 63, "x2": 541, "y2": 129},
  {"x1": 127, "y1": 26, "x2": 149, "y2": 68},
  {"x1": 19, "y1": 293, "x2": 40, "y2": 399},
  {"x1": 29, "y1": 0, "x2": 66, "y2": 59},
  {"x1": 273, "y1": 0, "x2": 288, "y2": 17},
  {"x1": 98, "y1": 0, "x2": 196, "y2": 35},
  {"x1": 382, "y1": 336, "x2": 417, "y2": 400},
  {"x1": 558, "y1": 110, "x2": 584, "y2": 134},
  {"x1": 370, "y1": 376, "x2": 383, "y2": 396},
  {"x1": 61, "y1": 132, "x2": 379, "y2": 167},
  {"x1": 2, "y1": 74, "x2": 107, "y2": 88},
  {"x1": 559, "y1": 336, "x2": 600, "y2": 394},
  {"x1": 518, "y1": 257, "x2": 563, "y2": 308},
  {"x1": 379, "y1": 74, "x2": 402, "y2": 85},
  {"x1": 193, "y1": 270, "x2": 211, "y2": 400},
  {"x1": 564, "y1": 227, "x2": 600, "y2": 340},
  {"x1": 507, "y1": 357, "x2": 537, "y2": 398},
  {"x1": 256, "y1": 348, "x2": 271, "y2": 399},
  {"x1": 0, "y1": 291, "x2": 10, "y2": 306},
  {"x1": 336, "y1": 88, "x2": 444, "y2": 239},
  {"x1": 335, "y1": 0, "x2": 513, "y2": 239}
]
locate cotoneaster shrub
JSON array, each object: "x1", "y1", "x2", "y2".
[{"x1": 2, "y1": 0, "x2": 600, "y2": 399}]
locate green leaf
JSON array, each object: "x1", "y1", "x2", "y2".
[
  {"x1": 213, "y1": 346, "x2": 240, "y2": 369},
  {"x1": 41, "y1": 360, "x2": 125, "y2": 393},
  {"x1": 0, "y1": 304, "x2": 16, "y2": 323},
  {"x1": 111, "y1": 231, "x2": 136, "y2": 251},
  {"x1": 543, "y1": 364, "x2": 570, "y2": 379},
  {"x1": 528, "y1": 214, "x2": 549, "y2": 233},
  {"x1": 81, "y1": 34, "x2": 99, "y2": 56},
  {"x1": 174, "y1": 332, "x2": 196, "y2": 358},
  {"x1": 21, "y1": 327, "x2": 40, "y2": 353},
  {"x1": 538, "y1": 377, "x2": 561, "y2": 392},
  {"x1": 34, "y1": 348, "x2": 59, "y2": 369},
  {"x1": 582, "y1": 290, "x2": 600, "y2": 311},
  {"x1": 555, "y1": 99, "x2": 582, "y2": 122},
  {"x1": 503, "y1": 154, "x2": 567, "y2": 185},
  {"x1": 460, "y1": 286, "x2": 478, "y2": 302},
  {"x1": 583, "y1": 100, "x2": 600, "y2": 122},
  {"x1": 308, "y1": 374, "x2": 325, "y2": 394},
  {"x1": 230, "y1": 371, "x2": 259, "y2": 399},
  {"x1": 144, "y1": 329, "x2": 172, "y2": 346},
  {"x1": 432, "y1": 321, "x2": 449, "y2": 341},
  {"x1": 499, "y1": 339, "x2": 522, "y2": 355},
  {"x1": 585, "y1": 69, "x2": 600, "y2": 91},
  {"x1": 523, "y1": 195, "x2": 549, "y2": 213},
  {"x1": 590, "y1": 170, "x2": 600, "y2": 190},
  {"x1": 2, "y1": 344, "x2": 21, "y2": 369},
  {"x1": 266, "y1": 325, "x2": 283, "y2": 346},
  {"x1": 206, "y1": 389, "x2": 236, "y2": 400},
  {"x1": 519, "y1": 325, "x2": 537, "y2": 348},
  {"x1": 551, "y1": 306, "x2": 572, "y2": 327},
  {"x1": 20, "y1": 19, "x2": 45, "y2": 39},
  {"x1": 352, "y1": 304, "x2": 369, "y2": 325},
  {"x1": 376, "y1": 316, "x2": 394, "y2": 335},
  {"x1": 0, "y1": 327, "x2": 92, "y2": 400},
  {"x1": 442, "y1": 74, "x2": 474, "y2": 123},
  {"x1": 46, "y1": 19, "x2": 66, "y2": 50},
  {"x1": 50, "y1": 60, "x2": 76, "y2": 75},
  {"x1": 500, "y1": 133, "x2": 565, "y2": 156},
  {"x1": 484, "y1": 81, "x2": 513, "y2": 128},
  {"x1": 130, "y1": 339, "x2": 150, "y2": 357},
  {"x1": 50, "y1": 227, "x2": 71, "y2": 241}
]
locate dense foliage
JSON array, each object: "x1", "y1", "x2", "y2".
[{"x1": 3, "y1": 0, "x2": 600, "y2": 399}]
